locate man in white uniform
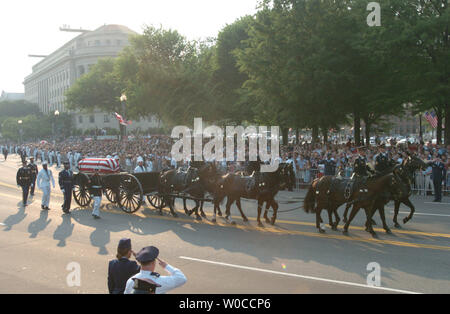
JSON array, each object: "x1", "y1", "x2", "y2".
[
  {"x1": 124, "y1": 246, "x2": 186, "y2": 294},
  {"x1": 134, "y1": 157, "x2": 147, "y2": 173},
  {"x1": 36, "y1": 161, "x2": 55, "y2": 210}
]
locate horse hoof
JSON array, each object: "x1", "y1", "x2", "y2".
[
  {"x1": 218, "y1": 212, "x2": 223, "y2": 217},
  {"x1": 343, "y1": 230, "x2": 349, "y2": 235},
  {"x1": 231, "y1": 221, "x2": 236, "y2": 225},
  {"x1": 212, "y1": 219, "x2": 216, "y2": 223},
  {"x1": 319, "y1": 229, "x2": 325, "y2": 234},
  {"x1": 265, "y1": 218, "x2": 270, "y2": 224},
  {"x1": 371, "y1": 232, "x2": 378, "y2": 238},
  {"x1": 201, "y1": 213, "x2": 207, "y2": 218},
  {"x1": 332, "y1": 226, "x2": 338, "y2": 231},
  {"x1": 385, "y1": 229, "x2": 392, "y2": 234},
  {"x1": 258, "y1": 222, "x2": 264, "y2": 227},
  {"x1": 196, "y1": 216, "x2": 202, "y2": 221},
  {"x1": 187, "y1": 210, "x2": 194, "y2": 217},
  {"x1": 403, "y1": 218, "x2": 409, "y2": 224},
  {"x1": 243, "y1": 218, "x2": 249, "y2": 223},
  {"x1": 270, "y1": 220, "x2": 275, "y2": 226},
  {"x1": 159, "y1": 212, "x2": 164, "y2": 216},
  {"x1": 394, "y1": 223, "x2": 401, "y2": 229},
  {"x1": 172, "y1": 213, "x2": 178, "y2": 218},
  {"x1": 371, "y1": 219, "x2": 377, "y2": 226}
]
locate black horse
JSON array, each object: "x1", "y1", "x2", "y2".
[
  {"x1": 159, "y1": 166, "x2": 201, "y2": 218},
  {"x1": 211, "y1": 163, "x2": 294, "y2": 226}
]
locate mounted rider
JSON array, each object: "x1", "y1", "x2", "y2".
[{"x1": 374, "y1": 144, "x2": 397, "y2": 175}]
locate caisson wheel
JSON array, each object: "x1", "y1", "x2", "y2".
[{"x1": 118, "y1": 174, "x2": 143, "y2": 214}]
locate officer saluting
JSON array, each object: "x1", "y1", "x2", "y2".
[
  {"x1": 59, "y1": 161, "x2": 74, "y2": 214},
  {"x1": 16, "y1": 161, "x2": 32, "y2": 206},
  {"x1": 124, "y1": 246, "x2": 187, "y2": 294},
  {"x1": 108, "y1": 239, "x2": 140, "y2": 294}
]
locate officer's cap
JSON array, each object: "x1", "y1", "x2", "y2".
[
  {"x1": 136, "y1": 246, "x2": 159, "y2": 263},
  {"x1": 42, "y1": 161, "x2": 48, "y2": 165},
  {"x1": 118, "y1": 238, "x2": 132, "y2": 250},
  {"x1": 63, "y1": 160, "x2": 70, "y2": 165}
]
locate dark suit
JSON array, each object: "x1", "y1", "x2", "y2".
[
  {"x1": 17, "y1": 166, "x2": 32, "y2": 205},
  {"x1": 108, "y1": 258, "x2": 140, "y2": 294},
  {"x1": 59, "y1": 169, "x2": 74, "y2": 211}
]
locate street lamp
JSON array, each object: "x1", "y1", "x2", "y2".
[
  {"x1": 120, "y1": 93, "x2": 127, "y2": 141},
  {"x1": 53, "y1": 110, "x2": 60, "y2": 141},
  {"x1": 18, "y1": 120, "x2": 23, "y2": 144}
]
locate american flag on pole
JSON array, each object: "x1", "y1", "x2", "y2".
[
  {"x1": 114, "y1": 112, "x2": 132, "y2": 126},
  {"x1": 424, "y1": 111, "x2": 438, "y2": 129}
]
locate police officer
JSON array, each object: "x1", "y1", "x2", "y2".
[
  {"x1": 352, "y1": 155, "x2": 374, "y2": 179},
  {"x1": 59, "y1": 161, "x2": 74, "y2": 214},
  {"x1": 16, "y1": 161, "x2": 32, "y2": 206},
  {"x1": 29, "y1": 157, "x2": 38, "y2": 196},
  {"x1": 429, "y1": 155, "x2": 447, "y2": 202},
  {"x1": 108, "y1": 239, "x2": 140, "y2": 294},
  {"x1": 37, "y1": 161, "x2": 55, "y2": 210},
  {"x1": 19, "y1": 148, "x2": 27, "y2": 164},
  {"x1": 88, "y1": 170, "x2": 102, "y2": 219},
  {"x1": 124, "y1": 246, "x2": 187, "y2": 294},
  {"x1": 320, "y1": 154, "x2": 337, "y2": 176},
  {"x1": 374, "y1": 144, "x2": 395, "y2": 173}
]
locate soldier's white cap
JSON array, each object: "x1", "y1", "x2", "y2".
[
  {"x1": 42, "y1": 161, "x2": 48, "y2": 165},
  {"x1": 137, "y1": 157, "x2": 144, "y2": 163}
]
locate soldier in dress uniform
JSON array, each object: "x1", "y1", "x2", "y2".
[
  {"x1": 28, "y1": 157, "x2": 38, "y2": 196},
  {"x1": 59, "y1": 161, "x2": 74, "y2": 214},
  {"x1": 134, "y1": 157, "x2": 147, "y2": 173},
  {"x1": 124, "y1": 246, "x2": 187, "y2": 294},
  {"x1": 352, "y1": 155, "x2": 375, "y2": 179},
  {"x1": 2, "y1": 146, "x2": 8, "y2": 161},
  {"x1": 16, "y1": 161, "x2": 32, "y2": 206},
  {"x1": 88, "y1": 170, "x2": 103, "y2": 219},
  {"x1": 36, "y1": 161, "x2": 55, "y2": 210},
  {"x1": 108, "y1": 239, "x2": 140, "y2": 294}
]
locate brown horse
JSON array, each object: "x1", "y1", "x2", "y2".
[
  {"x1": 342, "y1": 154, "x2": 428, "y2": 228},
  {"x1": 209, "y1": 163, "x2": 294, "y2": 226}
]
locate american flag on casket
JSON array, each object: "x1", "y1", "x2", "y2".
[{"x1": 78, "y1": 158, "x2": 120, "y2": 174}]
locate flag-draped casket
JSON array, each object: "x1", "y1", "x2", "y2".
[{"x1": 78, "y1": 158, "x2": 120, "y2": 174}]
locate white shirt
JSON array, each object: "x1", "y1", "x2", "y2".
[
  {"x1": 134, "y1": 164, "x2": 147, "y2": 173},
  {"x1": 37, "y1": 168, "x2": 55, "y2": 189},
  {"x1": 124, "y1": 265, "x2": 187, "y2": 294},
  {"x1": 146, "y1": 160, "x2": 153, "y2": 172}
]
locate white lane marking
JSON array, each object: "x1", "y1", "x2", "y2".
[
  {"x1": 391, "y1": 211, "x2": 450, "y2": 218},
  {"x1": 424, "y1": 202, "x2": 450, "y2": 205},
  {"x1": 0, "y1": 223, "x2": 5, "y2": 226},
  {"x1": 179, "y1": 256, "x2": 420, "y2": 294}
]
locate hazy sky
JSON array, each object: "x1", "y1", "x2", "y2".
[{"x1": 0, "y1": 0, "x2": 259, "y2": 93}]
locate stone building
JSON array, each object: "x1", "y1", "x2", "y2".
[{"x1": 23, "y1": 24, "x2": 162, "y2": 132}]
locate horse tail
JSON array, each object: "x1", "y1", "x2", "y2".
[{"x1": 303, "y1": 183, "x2": 316, "y2": 213}]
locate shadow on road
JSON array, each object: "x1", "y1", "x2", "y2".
[
  {"x1": 53, "y1": 214, "x2": 74, "y2": 247},
  {"x1": 28, "y1": 210, "x2": 52, "y2": 238},
  {"x1": 2, "y1": 203, "x2": 28, "y2": 231}
]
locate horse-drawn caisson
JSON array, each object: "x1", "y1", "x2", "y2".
[{"x1": 71, "y1": 157, "x2": 296, "y2": 226}]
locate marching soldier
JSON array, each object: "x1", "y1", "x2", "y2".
[
  {"x1": 88, "y1": 170, "x2": 103, "y2": 219},
  {"x1": 59, "y1": 161, "x2": 74, "y2": 214},
  {"x1": 29, "y1": 157, "x2": 38, "y2": 196},
  {"x1": 36, "y1": 161, "x2": 55, "y2": 210},
  {"x1": 2, "y1": 146, "x2": 8, "y2": 161},
  {"x1": 16, "y1": 161, "x2": 32, "y2": 206},
  {"x1": 108, "y1": 239, "x2": 140, "y2": 294},
  {"x1": 124, "y1": 246, "x2": 186, "y2": 294}
]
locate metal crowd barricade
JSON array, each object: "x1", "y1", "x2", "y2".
[{"x1": 410, "y1": 171, "x2": 449, "y2": 197}]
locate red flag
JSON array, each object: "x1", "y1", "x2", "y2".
[{"x1": 114, "y1": 112, "x2": 132, "y2": 126}]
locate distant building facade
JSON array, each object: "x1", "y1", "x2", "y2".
[
  {"x1": 0, "y1": 91, "x2": 25, "y2": 101},
  {"x1": 23, "y1": 24, "x2": 162, "y2": 132}
]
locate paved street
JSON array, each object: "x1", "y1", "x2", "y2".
[{"x1": 1, "y1": 155, "x2": 449, "y2": 294}]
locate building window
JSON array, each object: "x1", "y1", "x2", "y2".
[
  {"x1": 89, "y1": 115, "x2": 95, "y2": 123},
  {"x1": 117, "y1": 40, "x2": 122, "y2": 46},
  {"x1": 95, "y1": 40, "x2": 101, "y2": 46},
  {"x1": 78, "y1": 116, "x2": 83, "y2": 124},
  {"x1": 104, "y1": 115, "x2": 110, "y2": 123}
]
